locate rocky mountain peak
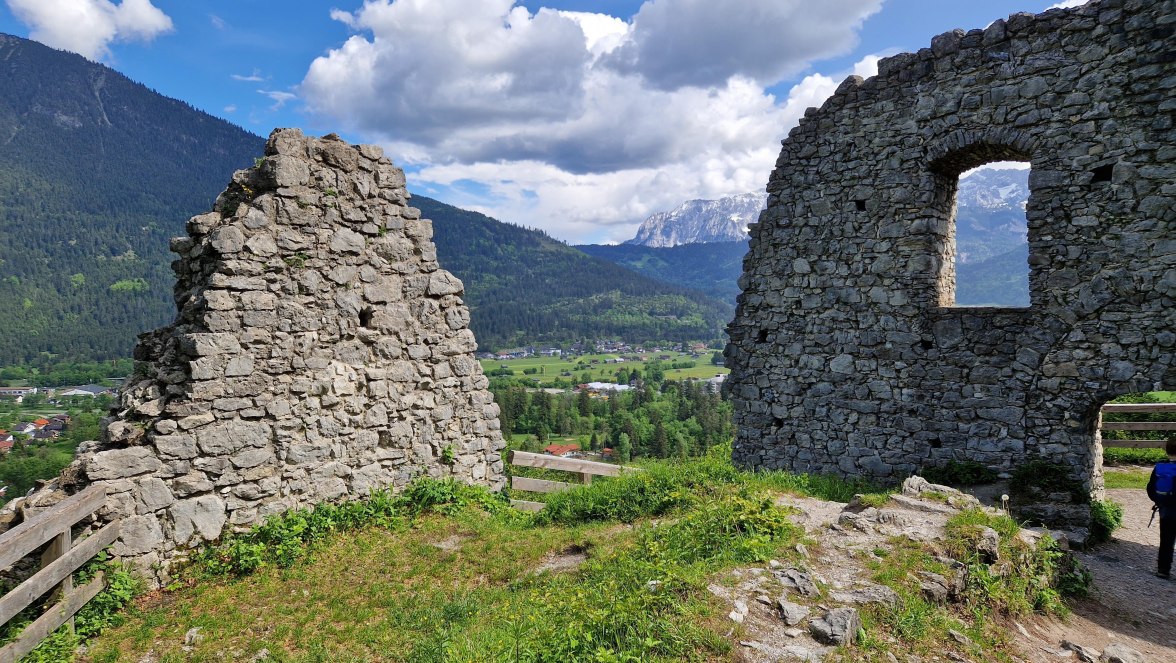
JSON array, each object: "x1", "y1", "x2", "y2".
[{"x1": 625, "y1": 192, "x2": 766, "y2": 247}]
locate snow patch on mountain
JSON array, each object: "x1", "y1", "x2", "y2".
[{"x1": 626, "y1": 193, "x2": 766, "y2": 247}]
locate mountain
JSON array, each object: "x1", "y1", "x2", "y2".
[
  {"x1": 419, "y1": 198, "x2": 733, "y2": 349},
  {"x1": 0, "y1": 33, "x2": 266, "y2": 364},
  {"x1": 0, "y1": 33, "x2": 729, "y2": 363},
  {"x1": 625, "y1": 193, "x2": 764, "y2": 247},
  {"x1": 954, "y1": 167, "x2": 1029, "y2": 265},
  {"x1": 576, "y1": 240, "x2": 748, "y2": 304},
  {"x1": 591, "y1": 169, "x2": 1032, "y2": 307}
]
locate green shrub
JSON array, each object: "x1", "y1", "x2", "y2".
[
  {"x1": 0, "y1": 558, "x2": 141, "y2": 662},
  {"x1": 1104, "y1": 446, "x2": 1165, "y2": 465},
  {"x1": 944, "y1": 509, "x2": 1084, "y2": 616},
  {"x1": 1009, "y1": 459, "x2": 1087, "y2": 504},
  {"x1": 921, "y1": 460, "x2": 998, "y2": 487},
  {"x1": 1088, "y1": 499, "x2": 1123, "y2": 544}
]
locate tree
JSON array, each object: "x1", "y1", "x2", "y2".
[{"x1": 617, "y1": 432, "x2": 632, "y2": 463}]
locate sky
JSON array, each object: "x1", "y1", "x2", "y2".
[{"x1": 0, "y1": 0, "x2": 1087, "y2": 244}]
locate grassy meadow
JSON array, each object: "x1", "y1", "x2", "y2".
[
  {"x1": 478, "y1": 351, "x2": 727, "y2": 385},
  {"x1": 63, "y1": 448, "x2": 1089, "y2": 663}
]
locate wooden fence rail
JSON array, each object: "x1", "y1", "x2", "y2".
[
  {"x1": 0, "y1": 485, "x2": 115, "y2": 663},
  {"x1": 1100, "y1": 402, "x2": 1176, "y2": 450},
  {"x1": 507, "y1": 450, "x2": 641, "y2": 512}
]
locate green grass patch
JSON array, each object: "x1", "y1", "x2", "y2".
[
  {"x1": 1104, "y1": 469, "x2": 1149, "y2": 489},
  {"x1": 90, "y1": 470, "x2": 803, "y2": 661},
  {"x1": 1104, "y1": 446, "x2": 1166, "y2": 466}
]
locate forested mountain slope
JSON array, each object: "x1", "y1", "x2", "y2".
[
  {"x1": 419, "y1": 197, "x2": 732, "y2": 349},
  {"x1": 0, "y1": 33, "x2": 730, "y2": 363},
  {"x1": 0, "y1": 33, "x2": 264, "y2": 363}
]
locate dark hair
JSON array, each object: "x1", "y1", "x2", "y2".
[{"x1": 1167, "y1": 437, "x2": 1176, "y2": 457}]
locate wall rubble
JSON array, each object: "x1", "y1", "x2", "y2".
[
  {"x1": 724, "y1": 0, "x2": 1175, "y2": 525},
  {"x1": 2, "y1": 129, "x2": 506, "y2": 582}
]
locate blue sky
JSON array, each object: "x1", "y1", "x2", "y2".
[{"x1": 0, "y1": 0, "x2": 1083, "y2": 243}]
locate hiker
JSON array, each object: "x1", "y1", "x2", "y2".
[{"x1": 1147, "y1": 437, "x2": 1176, "y2": 579}]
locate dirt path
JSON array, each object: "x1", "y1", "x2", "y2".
[{"x1": 1018, "y1": 487, "x2": 1176, "y2": 662}]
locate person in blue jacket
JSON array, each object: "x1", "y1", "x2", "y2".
[{"x1": 1147, "y1": 437, "x2": 1176, "y2": 579}]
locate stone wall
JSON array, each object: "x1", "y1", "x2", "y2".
[
  {"x1": 4, "y1": 129, "x2": 505, "y2": 581},
  {"x1": 725, "y1": 0, "x2": 1174, "y2": 524}
]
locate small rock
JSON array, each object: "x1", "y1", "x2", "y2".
[
  {"x1": 785, "y1": 628, "x2": 804, "y2": 638},
  {"x1": 949, "y1": 629, "x2": 971, "y2": 646},
  {"x1": 646, "y1": 580, "x2": 662, "y2": 592},
  {"x1": 184, "y1": 627, "x2": 204, "y2": 646},
  {"x1": 781, "y1": 644, "x2": 821, "y2": 662},
  {"x1": 1061, "y1": 640, "x2": 1099, "y2": 663},
  {"x1": 1100, "y1": 643, "x2": 1145, "y2": 663},
  {"x1": 977, "y1": 527, "x2": 1000, "y2": 563},
  {"x1": 728, "y1": 610, "x2": 744, "y2": 624},
  {"x1": 831, "y1": 583, "x2": 899, "y2": 607},
  {"x1": 769, "y1": 559, "x2": 783, "y2": 569},
  {"x1": 734, "y1": 600, "x2": 748, "y2": 615},
  {"x1": 777, "y1": 568, "x2": 821, "y2": 597},
  {"x1": 809, "y1": 607, "x2": 861, "y2": 646},
  {"x1": 777, "y1": 598, "x2": 811, "y2": 626},
  {"x1": 755, "y1": 594, "x2": 772, "y2": 605},
  {"x1": 251, "y1": 650, "x2": 270, "y2": 662}
]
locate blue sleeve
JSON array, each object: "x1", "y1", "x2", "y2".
[{"x1": 1148, "y1": 467, "x2": 1158, "y2": 503}]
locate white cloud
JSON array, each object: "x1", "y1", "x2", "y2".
[
  {"x1": 259, "y1": 90, "x2": 296, "y2": 110},
  {"x1": 300, "y1": 1, "x2": 881, "y2": 243},
  {"x1": 1048, "y1": 1, "x2": 1088, "y2": 9},
  {"x1": 6, "y1": 0, "x2": 173, "y2": 60},
  {"x1": 223, "y1": 104, "x2": 237, "y2": 113},
  {"x1": 209, "y1": 14, "x2": 226, "y2": 30},
  {"x1": 603, "y1": 0, "x2": 882, "y2": 89},
  {"x1": 232, "y1": 69, "x2": 266, "y2": 82}
]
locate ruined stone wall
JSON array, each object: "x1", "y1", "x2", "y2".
[
  {"x1": 725, "y1": 0, "x2": 1174, "y2": 523},
  {"x1": 6, "y1": 129, "x2": 505, "y2": 581}
]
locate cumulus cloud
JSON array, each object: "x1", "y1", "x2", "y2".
[
  {"x1": 603, "y1": 0, "x2": 882, "y2": 90},
  {"x1": 1048, "y1": 1, "x2": 1088, "y2": 9},
  {"x1": 300, "y1": 1, "x2": 881, "y2": 242},
  {"x1": 6, "y1": 0, "x2": 173, "y2": 60}
]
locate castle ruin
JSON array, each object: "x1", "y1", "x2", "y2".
[
  {"x1": 724, "y1": 0, "x2": 1175, "y2": 523},
  {"x1": 4, "y1": 129, "x2": 506, "y2": 581}
]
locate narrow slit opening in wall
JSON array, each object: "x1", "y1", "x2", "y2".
[
  {"x1": 950, "y1": 160, "x2": 1030, "y2": 307},
  {"x1": 359, "y1": 307, "x2": 375, "y2": 328}
]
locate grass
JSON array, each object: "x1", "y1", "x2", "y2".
[
  {"x1": 1104, "y1": 469, "x2": 1149, "y2": 489},
  {"x1": 480, "y1": 352, "x2": 728, "y2": 384},
  {"x1": 88, "y1": 449, "x2": 816, "y2": 662},
  {"x1": 81, "y1": 448, "x2": 1082, "y2": 662}
]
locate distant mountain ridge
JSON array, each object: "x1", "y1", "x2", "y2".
[
  {"x1": 0, "y1": 33, "x2": 729, "y2": 363},
  {"x1": 625, "y1": 193, "x2": 764, "y2": 247},
  {"x1": 593, "y1": 168, "x2": 1032, "y2": 307}
]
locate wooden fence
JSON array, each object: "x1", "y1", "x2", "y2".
[
  {"x1": 0, "y1": 485, "x2": 117, "y2": 662},
  {"x1": 507, "y1": 450, "x2": 640, "y2": 511},
  {"x1": 1100, "y1": 402, "x2": 1176, "y2": 449}
]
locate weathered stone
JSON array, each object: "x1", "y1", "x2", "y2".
[
  {"x1": 1099, "y1": 643, "x2": 1145, "y2": 663},
  {"x1": 776, "y1": 598, "x2": 810, "y2": 626},
  {"x1": 170, "y1": 495, "x2": 227, "y2": 545},
  {"x1": 809, "y1": 607, "x2": 860, "y2": 646},
  {"x1": 85, "y1": 447, "x2": 162, "y2": 480},
  {"x1": 723, "y1": 1, "x2": 1173, "y2": 529},
  {"x1": 114, "y1": 514, "x2": 165, "y2": 556}
]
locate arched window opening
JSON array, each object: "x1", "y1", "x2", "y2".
[{"x1": 929, "y1": 146, "x2": 1031, "y2": 308}]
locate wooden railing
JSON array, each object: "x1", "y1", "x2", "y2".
[
  {"x1": 507, "y1": 450, "x2": 640, "y2": 511},
  {"x1": 0, "y1": 485, "x2": 117, "y2": 662},
  {"x1": 1100, "y1": 402, "x2": 1176, "y2": 449}
]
